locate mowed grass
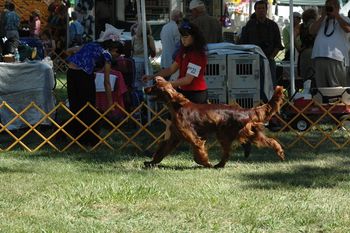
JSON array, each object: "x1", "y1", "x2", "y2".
[{"x1": 1, "y1": 145, "x2": 350, "y2": 233}]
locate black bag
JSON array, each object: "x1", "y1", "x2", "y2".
[{"x1": 3, "y1": 38, "x2": 19, "y2": 54}]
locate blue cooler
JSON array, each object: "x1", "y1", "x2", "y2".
[{"x1": 19, "y1": 37, "x2": 45, "y2": 60}]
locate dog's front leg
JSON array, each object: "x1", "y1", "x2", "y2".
[
  {"x1": 180, "y1": 130, "x2": 212, "y2": 168},
  {"x1": 242, "y1": 142, "x2": 252, "y2": 158},
  {"x1": 252, "y1": 132, "x2": 285, "y2": 161},
  {"x1": 191, "y1": 140, "x2": 212, "y2": 168},
  {"x1": 144, "y1": 125, "x2": 181, "y2": 167}
]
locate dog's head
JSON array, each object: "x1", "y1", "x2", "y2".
[{"x1": 144, "y1": 76, "x2": 189, "y2": 105}]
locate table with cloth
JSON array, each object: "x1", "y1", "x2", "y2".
[{"x1": 0, "y1": 61, "x2": 55, "y2": 130}]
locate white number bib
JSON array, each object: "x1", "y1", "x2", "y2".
[{"x1": 186, "y1": 62, "x2": 201, "y2": 77}]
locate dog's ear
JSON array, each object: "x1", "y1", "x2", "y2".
[
  {"x1": 161, "y1": 85, "x2": 178, "y2": 99},
  {"x1": 155, "y1": 78, "x2": 176, "y2": 98},
  {"x1": 154, "y1": 78, "x2": 190, "y2": 106}
]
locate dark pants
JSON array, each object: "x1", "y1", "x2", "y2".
[
  {"x1": 283, "y1": 49, "x2": 290, "y2": 61},
  {"x1": 268, "y1": 58, "x2": 277, "y2": 87},
  {"x1": 66, "y1": 68, "x2": 99, "y2": 145}
]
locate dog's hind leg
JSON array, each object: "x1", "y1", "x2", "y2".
[{"x1": 252, "y1": 132, "x2": 285, "y2": 161}]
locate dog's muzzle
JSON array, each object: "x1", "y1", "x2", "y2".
[
  {"x1": 143, "y1": 86, "x2": 159, "y2": 101},
  {"x1": 144, "y1": 86, "x2": 152, "y2": 94}
]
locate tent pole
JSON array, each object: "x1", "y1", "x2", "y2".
[
  {"x1": 140, "y1": 0, "x2": 152, "y2": 122},
  {"x1": 289, "y1": 0, "x2": 295, "y2": 96},
  {"x1": 249, "y1": 0, "x2": 253, "y2": 16},
  {"x1": 140, "y1": 0, "x2": 149, "y2": 75}
]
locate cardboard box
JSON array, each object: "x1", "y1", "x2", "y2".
[{"x1": 2, "y1": 55, "x2": 15, "y2": 63}]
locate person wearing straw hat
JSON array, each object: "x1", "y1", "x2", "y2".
[{"x1": 189, "y1": 0, "x2": 222, "y2": 43}]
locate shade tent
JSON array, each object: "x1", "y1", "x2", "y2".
[
  {"x1": 340, "y1": 0, "x2": 350, "y2": 15},
  {"x1": 277, "y1": 0, "x2": 325, "y2": 6}
]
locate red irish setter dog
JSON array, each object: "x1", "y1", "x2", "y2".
[{"x1": 144, "y1": 76, "x2": 285, "y2": 168}]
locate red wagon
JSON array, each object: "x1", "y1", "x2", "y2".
[{"x1": 268, "y1": 87, "x2": 350, "y2": 131}]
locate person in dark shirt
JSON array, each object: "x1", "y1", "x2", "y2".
[{"x1": 238, "y1": 0, "x2": 283, "y2": 86}]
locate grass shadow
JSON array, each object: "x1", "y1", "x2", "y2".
[
  {"x1": 0, "y1": 166, "x2": 35, "y2": 174},
  {"x1": 142, "y1": 164, "x2": 205, "y2": 171}
]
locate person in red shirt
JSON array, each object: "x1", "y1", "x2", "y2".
[{"x1": 143, "y1": 20, "x2": 208, "y2": 103}]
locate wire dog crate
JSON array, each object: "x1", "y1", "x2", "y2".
[
  {"x1": 228, "y1": 89, "x2": 260, "y2": 108},
  {"x1": 227, "y1": 53, "x2": 260, "y2": 108},
  {"x1": 227, "y1": 53, "x2": 260, "y2": 89},
  {"x1": 208, "y1": 88, "x2": 227, "y2": 104},
  {"x1": 205, "y1": 54, "x2": 227, "y2": 88}
]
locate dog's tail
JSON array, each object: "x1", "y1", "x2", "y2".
[
  {"x1": 238, "y1": 86, "x2": 284, "y2": 143},
  {"x1": 238, "y1": 86, "x2": 284, "y2": 144},
  {"x1": 254, "y1": 86, "x2": 284, "y2": 122}
]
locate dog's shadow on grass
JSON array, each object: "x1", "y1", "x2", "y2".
[
  {"x1": 227, "y1": 144, "x2": 348, "y2": 163},
  {"x1": 239, "y1": 161, "x2": 350, "y2": 189}
]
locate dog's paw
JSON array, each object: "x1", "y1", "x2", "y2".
[
  {"x1": 242, "y1": 142, "x2": 252, "y2": 158},
  {"x1": 214, "y1": 163, "x2": 226, "y2": 169},
  {"x1": 278, "y1": 151, "x2": 285, "y2": 161},
  {"x1": 144, "y1": 161, "x2": 157, "y2": 168}
]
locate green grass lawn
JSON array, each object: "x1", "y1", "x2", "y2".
[
  {"x1": 1, "y1": 145, "x2": 350, "y2": 232},
  {"x1": 3, "y1": 72, "x2": 349, "y2": 232}
]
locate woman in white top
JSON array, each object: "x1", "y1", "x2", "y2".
[{"x1": 310, "y1": 0, "x2": 350, "y2": 87}]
